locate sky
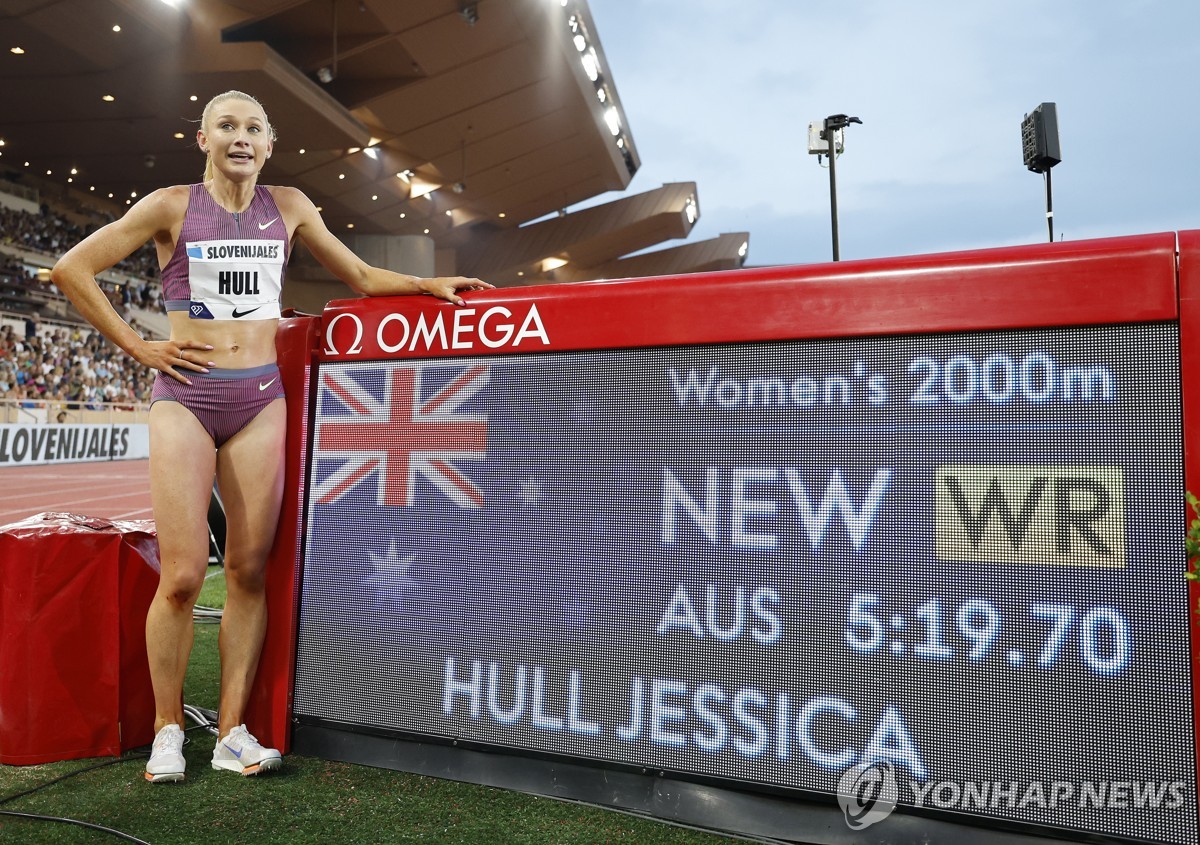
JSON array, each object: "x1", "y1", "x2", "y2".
[{"x1": 584, "y1": 0, "x2": 1200, "y2": 267}]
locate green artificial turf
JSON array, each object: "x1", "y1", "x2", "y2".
[{"x1": 0, "y1": 568, "x2": 739, "y2": 845}]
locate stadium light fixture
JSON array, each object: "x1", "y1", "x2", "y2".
[
  {"x1": 581, "y1": 49, "x2": 600, "y2": 81},
  {"x1": 1020, "y1": 102, "x2": 1062, "y2": 243},
  {"x1": 684, "y1": 195, "x2": 698, "y2": 224},
  {"x1": 809, "y1": 113, "x2": 862, "y2": 261},
  {"x1": 603, "y1": 107, "x2": 620, "y2": 136},
  {"x1": 409, "y1": 177, "x2": 438, "y2": 199}
]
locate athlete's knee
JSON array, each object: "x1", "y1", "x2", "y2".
[
  {"x1": 156, "y1": 570, "x2": 205, "y2": 608},
  {"x1": 223, "y1": 556, "x2": 268, "y2": 594}
]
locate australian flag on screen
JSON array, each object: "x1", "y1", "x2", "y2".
[
  {"x1": 304, "y1": 355, "x2": 657, "y2": 644},
  {"x1": 313, "y1": 362, "x2": 490, "y2": 509}
]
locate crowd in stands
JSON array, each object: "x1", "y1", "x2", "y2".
[
  {"x1": 0, "y1": 317, "x2": 152, "y2": 409},
  {"x1": 1, "y1": 200, "x2": 161, "y2": 411},
  {"x1": 0, "y1": 203, "x2": 160, "y2": 280}
]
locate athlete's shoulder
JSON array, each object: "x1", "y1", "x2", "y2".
[
  {"x1": 264, "y1": 185, "x2": 314, "y2": 211},
  {"x1": 265, "y1": 185, "x2": 320, "y2": 231},
  {"x1": 136, "y1": 185, "x2": 192, "y2": 218},
  {"x1": 120, "y1": 185, "x2": 191, "y2": 237}
]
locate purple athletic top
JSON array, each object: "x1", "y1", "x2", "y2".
[{"x1": 161, "y1": 184, "x2": 288, "y2": 321}]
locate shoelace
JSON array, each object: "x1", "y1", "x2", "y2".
[
  {"x1": 152, "y1": 729, "x2": 182, "y2": 754},
  {"x1": 227, "y1": 728, "x2": 260, "y2": 750}
]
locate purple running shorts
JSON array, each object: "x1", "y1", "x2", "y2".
[{"x1": 150, "y1": 363, "x2": 285, "y2": 447}]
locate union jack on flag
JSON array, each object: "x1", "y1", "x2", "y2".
[{"x1": 312, "y1": 363, "x2": 490, "y2": 508}]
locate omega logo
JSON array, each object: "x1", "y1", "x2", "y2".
[{"x1": 322, "y1": 304, "x2": 550, "y2": 357}]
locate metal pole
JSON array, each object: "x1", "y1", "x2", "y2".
[
  {"x1": 1044, "y1": 168, "x2": 1054, "y2": 243},
  {"x1": 827, "y1": 126, "x2": 840, "y2": 261}
]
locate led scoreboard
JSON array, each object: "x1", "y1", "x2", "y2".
[{"x1": 281, "y1": 232, "x2": 1200, "y2": 845}]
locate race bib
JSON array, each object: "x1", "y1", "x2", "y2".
[{"x1": 185, "y1": 239, "x2": 285, "y2": 320}]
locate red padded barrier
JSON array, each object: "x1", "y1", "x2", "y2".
[
  {"x1": 0, "y1": 512, "x2": 159, "y2": 764},
  {"x1": 243, "y1": 314, "x2": 321, "y2": 753}
]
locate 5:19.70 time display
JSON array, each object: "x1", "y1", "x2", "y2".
[{"x1": 844, "y1": 593, "x2": 1130, "y2": 676}]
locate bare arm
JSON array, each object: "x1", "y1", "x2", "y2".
[
  {"x1": 50, "y1": 187, "x2": 213, "y2": 384},
  {"x1": 275, "y1": 186, "x2": 494, "y2": 305}
]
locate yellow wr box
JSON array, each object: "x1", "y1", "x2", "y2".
[{"x1": 934, "y1": 465, "x2": 1125, "y2": 567}]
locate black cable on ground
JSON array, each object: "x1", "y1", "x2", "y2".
[
  {"x1": 0, "y1": 709, "x2": 212, "y2": 844},
  {"x1": 0, "y1": 750, "x2": 152, "y2": 843},
  {"x1": 0, "y1": 753, "x2": 142, "y2": 807},
  {"x1": 0, "y1": 810, "x2": 153, "y2": 844}
]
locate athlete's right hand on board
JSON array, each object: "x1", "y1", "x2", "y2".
[{"x1": 135, "y1": 339, "x2": 216, "y2": 384}]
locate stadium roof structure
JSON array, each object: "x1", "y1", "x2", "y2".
[{"x1": 0, "y1": 0, "x2": 750, "y2": 286}]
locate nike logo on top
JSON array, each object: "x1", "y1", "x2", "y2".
[
  {"x1": 258, "y1": 217, "x2": 279, "y2": 230},
  {"x1": 259, "y1": 378, "x2": 278, "y2": 391},
  {"x1": 232, "y1": 305, "x2": 262, "y2": 318}
]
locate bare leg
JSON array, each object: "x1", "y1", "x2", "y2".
[
  {"x1": 213, "y1": 398, "x2": 286, "y2": 739},
  {"x1": 147, "y1": 402, "x2": 217, "y2": 733}
]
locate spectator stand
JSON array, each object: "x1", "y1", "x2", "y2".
[{"x1": 0, "y1": 181, "x2": 173, "y2": 425}]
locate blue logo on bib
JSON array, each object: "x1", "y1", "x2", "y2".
[
  {"x1": 186, "y1": 245, "x2": 204, "y2": 259},
  {"x1": 189, "y1": 302, "x2": 215, "y2": 320}
]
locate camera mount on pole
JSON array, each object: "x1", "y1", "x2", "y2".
[{"x1": 809, "y1": 114, "x2": 862, "y2": 261}]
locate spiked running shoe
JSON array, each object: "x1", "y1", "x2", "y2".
[
  {"x1": 212, "y1": 725, "x2": 282, "y2": 776},
  {"x1": 145, "y1": 723, "x2": 186, "y2": 783}
]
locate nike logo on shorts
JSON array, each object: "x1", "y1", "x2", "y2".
[
  {"x1": 259, "y1": 378, "x2": 278, "y2": 391},
  {"x1": 232, "y1": 305, "x2": 262, "y2": 318},
  {"x1": 258, "y1": 217, "x2": 279, "y2": 230}
]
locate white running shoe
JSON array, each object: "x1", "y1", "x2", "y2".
[
  {"x1": 145, "y1": 723, "x2": 186, "y2": 783},
  {"x1": 211, "y1": 724, "x2": 282, "y2": 776}
]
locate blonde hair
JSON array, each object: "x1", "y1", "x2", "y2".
[{"x1": 199, "y1": 90, "x2": 277, "y2": 181}]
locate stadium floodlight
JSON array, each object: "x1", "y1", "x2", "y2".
[
  {"x1": 1021, "y1": 102, "x2": 1062, "y2": 243},
  {"x1": 581, "y1": 49, "x2": 600, "y2": 81},
  {"x1": 603, "y1": 107, "x2": 620, "y2": 136},
  {"x1": 1021, "y1": 102, "x2": 1061, "y2": 173}
]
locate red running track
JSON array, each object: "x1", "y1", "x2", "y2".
[{"x1": 0, "y1": 459, "x2": 152, "y2": 526}]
